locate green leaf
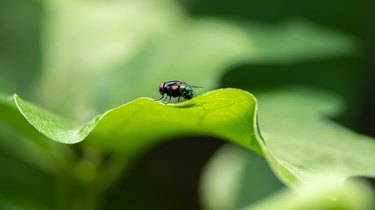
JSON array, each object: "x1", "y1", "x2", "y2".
[
  {"x1": 12, "y1": 89, "x2": 263, "y2": 156},
  {"x1": 200, "y1": 87, "x2": 375, "y2": 210},
  {"x1": 0, "y1": 191, "x2": 51, "y2": 210},
  {"x1": 13, "y1": 94, "x2": 100, "y2": 145},
  {"x1": 6, "y1": 87, "x2": 375, "y2": 188},
  {"x1": 257, "y1": 88, "x2": 375, "y2": 186},
  {"x1": 201, "y1": 145, "x2": 374, "y2": 210},
  {"x1": 200, "y1": 144, "x2": 284, "y2": 210},
  {"x1": 243, "y1": 179, "x2": 374, "y2": 210},
  {"x1": 239, "y1": 19, "x2": 358, "y2": 63}
]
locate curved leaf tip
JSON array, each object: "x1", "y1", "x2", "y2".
[{"x1": 13, "y1": 94, "x2": 96, "y2": 144}]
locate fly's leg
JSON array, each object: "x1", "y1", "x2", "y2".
[
  {"x1": 178, "y1": 97, "x2": 181, "y2": 102},
  {"x1": 156, "y1": 94, "x2": 164, "y2": 101},
  {"x1": 167, "y1": 96, "x2": 172, "y2": 103}
]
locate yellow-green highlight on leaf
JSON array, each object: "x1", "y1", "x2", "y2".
[
  {"x1": 242, "y1": 179, "x2": 374, "y2": 210},
  {"x1": 13, "y1": 94, "x2": 101, "y2": 144},
  {"x1": 12, "y1": 89, "x2": 264, "y2": 155}
]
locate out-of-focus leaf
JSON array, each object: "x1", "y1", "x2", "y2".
[
  {"x1": 239, "y1": 19, "x2": 357, "y2": 63},
  {"x1": 0, "y1": 156, "x2": 55, "y2": 210},
  {"x1": 0, "y1": 121, "x2": 56, "y2": 173},
  {"x1": 200, "y1": 87, "x2": 375, "y2": 210},
  {"x1": 242, "y1": 179, "x2": 374, "y2": 210},
  {"x1": 0, "y1": 192, "x2": 50, "y2": 210},
  {"x1": 13, "y1": 89, "x2": 263, "y2": 156},
  {"x1": 258, "y1": 88, "x2": 375, "y2": 186},
  {"x1": 200, "y1": 144, "x2": 283, "y2": 210},
  {"x1": 201, "y1": 144, "x2": 374, "y2": 210},
  {"x1": 202, "y1": 151, "x2": 374, "y2": 210},
  {"x1": 38, "y1": 0, "x2": 357, "y2": 119},
  {"x1": 0, "y1": 0, "x2": 42, "y2": 96}
]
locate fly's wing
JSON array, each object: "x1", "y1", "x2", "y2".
[
  {"x1": 166, "y1": 81, "x2": 204, "y2": 94},
  {"x1": 177, "y1": 81, "x2": 204, "y2": 89},
  {"x1": 166, "y1": 80, "x2": 183, "y2": 85},
  {"x1": 190, "y1": 85, "x2": 204, "y2": 88}
]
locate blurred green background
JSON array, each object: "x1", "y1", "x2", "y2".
[{"x1": 0, "y1": 0, "x2": 374, "y2": 209}]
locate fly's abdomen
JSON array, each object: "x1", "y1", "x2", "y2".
[{"x1": 180, "y1": 85, "x2": 193, "y2": 99}]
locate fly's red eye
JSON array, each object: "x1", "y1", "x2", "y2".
[{"x1": 159, "y1": 83, "x2": 165, "y2": 93}]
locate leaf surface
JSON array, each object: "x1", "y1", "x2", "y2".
[
  {"x1": 258, "y1": 88, "x2": 375, "y2": 185},
  {"x1": 201, "y1": 145, "x2": 374, "y2": 210},
  {"x1": 200, "y1": 87, "x2": 375, "y2": 210},
  {"x1": 243, "y1": 179, "x2": 374, "y2": 210},
  {"x1": 12, "y1": 89, "x2": 263, "y2": 156}
]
